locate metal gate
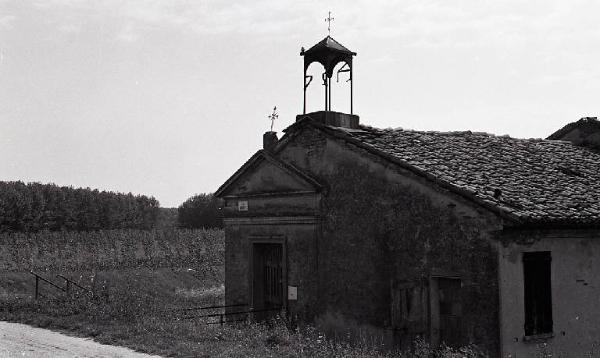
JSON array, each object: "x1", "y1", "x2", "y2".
[
  {"x1": 262, "y1": 244, "x2": 283, "y2": 308},
  {"x1": 252, "y1": 243, "x2": 284, "y2": 317}
]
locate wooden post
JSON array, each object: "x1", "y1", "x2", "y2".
[
  {"x1": 35, "y1": 275, "x2": 39, "y2": 300},
  {"x1": 350, "y1": 66, "x2": 353, "y2": 114},
  {"x1": 429, "y1": 277, "x2": 440, "y2": 347}
]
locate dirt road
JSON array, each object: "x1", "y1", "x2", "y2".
[{"x1": 0, "y1": 321, "x2": 162, "y2": 358}]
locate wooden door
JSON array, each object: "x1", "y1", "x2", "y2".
[
  {"x1": 437, "y1": 278, "x2": 462, "y2": 347},
  {"x1": 390, "y1": 281, "x2": 428, "y2": 349}
]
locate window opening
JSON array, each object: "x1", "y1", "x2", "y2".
[{"x1": 523, "y1": 251, "x2": 553, "y2": 336}]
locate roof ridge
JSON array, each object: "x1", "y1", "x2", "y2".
[{"x1": 358, "y1": 124, "x2": 550, "y2": 141}]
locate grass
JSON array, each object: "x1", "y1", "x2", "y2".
[
  {"x1": 0, "y1": 277, "x2": 487, "y2": 357},
  {"x1": 0, "y1": 267, "x2": 230, "y2": 357}
]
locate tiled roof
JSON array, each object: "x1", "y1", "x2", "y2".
[{"x1": 326, "y1": 124, "x2": 600, "y2": 227}]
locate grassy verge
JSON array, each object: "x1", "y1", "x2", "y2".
[
  {"x1": 0, "y1": 296, "x2": 486, "y2": 358},
  {"x1": 0, "y1": 281, "x2": 488, "y2": 358}
]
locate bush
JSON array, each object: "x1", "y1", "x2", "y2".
[{"x1": 178, "y1": 193, "x2": 222, "y2": 229}]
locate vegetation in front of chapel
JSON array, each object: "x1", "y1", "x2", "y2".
[{"x1": 0, "y1": 225, "x2": 493, "y2": 357}]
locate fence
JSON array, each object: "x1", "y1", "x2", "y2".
[
  {"x1": 29, "y1": 271, "x2": 95, "y2": 300},
  {"x1": 181, "y1": 303, "x2": 284, "y2": 326}
]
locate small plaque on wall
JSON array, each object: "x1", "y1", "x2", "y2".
[
  {"x1": 288, "y1": 286, "x2": 298, "y2": 300},
  {"x1": 238, "y1": 201, "x2": 248, "y2": 211}
]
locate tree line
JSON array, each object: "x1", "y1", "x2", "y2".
[{"x1": 0, "y1": 181, "x2": 159, "y2": 232}]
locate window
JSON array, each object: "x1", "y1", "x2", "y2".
[{"x1": 523, "y1": 251, "x2": 553, "y2": 336}]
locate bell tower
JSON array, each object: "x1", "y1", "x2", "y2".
[{"x1": 299, "y1": 30, "x2": 359, "y2": 128}]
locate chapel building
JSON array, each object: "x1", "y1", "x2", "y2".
[{"x1": 215, "y1": 35, "x2": 600, "y2": 357}]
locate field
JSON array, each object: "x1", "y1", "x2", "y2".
[{"x1": 0, "y1": 229, "x2": 486, "y2": 357}]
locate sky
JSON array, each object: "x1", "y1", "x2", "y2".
[{"x1": 2, "y1": 0, "x2": 600, "y2": 207}]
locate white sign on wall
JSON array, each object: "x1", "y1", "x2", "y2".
[
  {"x1": 238, "y1": 200, "x2": 248, "y2": 211},
  {"x1": 288, "y1": 286, "x2": 298, "y2": 300}
]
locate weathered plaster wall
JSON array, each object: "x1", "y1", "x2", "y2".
[
  {"x1": 225, "y1": 158, "x2": 315, "y2": 196},
  {"x1": 221, "y1": 195, "x2": 320, "y2": 218},
  {"x1": 224, "y1": 220, "x2": 319, "y2": 320},
  {"x1": 277, "y1": 126, "x2": 504, "y2": 354},
  {"x1": 317, "y1": 163, "x2": 501, "y2": 354},
  {"x1": 498, "y1": 232, "x2": 600, "y2": 357},
  {"x1": 221, "y1": 157, "x2": 321, "y2": 318}
]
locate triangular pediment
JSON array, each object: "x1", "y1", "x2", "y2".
[{"x1": 215, "y1": 151, "x2": 323, "y2": 197}]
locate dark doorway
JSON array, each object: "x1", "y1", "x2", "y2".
[
  {"x1": 438, "y1": 278, "x2": 462, "y2": 346},
  {"x1": 252, "y1": 243, "x2": 284, "y2": 318},
  {"x1": 430, "y1": 276, "x2": 462, "y2": 347}
]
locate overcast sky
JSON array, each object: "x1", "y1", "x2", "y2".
[{"x1": 2, "y1": 0, "x2": 600, "y2": 207}]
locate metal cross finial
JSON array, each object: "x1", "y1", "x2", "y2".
[
  {"x1": 268, "y1": 106, "x2": 278, "y2": 132},
  {"x1": 325, "y1": 11, "x2": 334, "y2": 35}
]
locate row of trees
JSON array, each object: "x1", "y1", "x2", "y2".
[
  {"x1": 0, "y1": 181, "x2": 225, "y2": 232},
  {"x1": 0, "y1": 181, "x2": 160, "y2": 232}
]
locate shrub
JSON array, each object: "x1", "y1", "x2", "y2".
[{"x1": 178, "y1": 193, "x2": 222, "y2": 229}]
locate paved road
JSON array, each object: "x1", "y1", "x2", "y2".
[{"x1": 0, "y1": 321, "x2": 162, "y2": 358}]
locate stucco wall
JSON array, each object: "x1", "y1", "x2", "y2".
[
  {"x1": 224, "y1": 219, "x2": 319, "y2": 320},
  {"x1": 316, "y1": 162, "x2": 501, "y2": 354},
  {"x1": 498, "y1": 231, "x2": 600, "y2": 357},
  {"x1": 280, "y1": 126, "x2": 504, "y2": 353}
]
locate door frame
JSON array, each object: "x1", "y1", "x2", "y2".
[{"x1": 248, "y1": 235, "x2": 288, "y2": 312}]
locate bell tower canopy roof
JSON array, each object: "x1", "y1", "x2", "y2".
[{"x1": 301, "y1": 36, "x2": 356, "y2": 77}]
